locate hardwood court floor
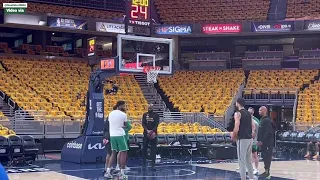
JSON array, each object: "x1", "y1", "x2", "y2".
[
  {"x1": 197, "y1": 159, "x2": 320, "y2": 180},
  {"x1": 7, "y1": 157, "x2": 320, "y2": 180}
]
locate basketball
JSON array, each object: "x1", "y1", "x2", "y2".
[{"x1": 147, "y1": 131, "x2": 156, "y2": 140}]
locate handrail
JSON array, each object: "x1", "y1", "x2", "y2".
[
  {"x1": 163, "y1": 112, "x2": 227, "y2": 131},
  {"x1": 0, "y1": 90, "x2": 5, "y2": 99},
  {"x1": 198, "y1": 113, "x2": 227, "y2": 132},
  {"x1": 292, "y1": 90, "x2": 299, "y2": 131},
  {"x1": 244, "y1": 88, "x2": 298, "y2": 92},
  {"x1": 224, "y1": 80, "x2": 245, "y2": 127},
  {"x1": 8, "y1": 98, "x2": 16, "y2": 109}
]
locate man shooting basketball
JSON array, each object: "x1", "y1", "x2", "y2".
[{"x1": 142, "y1": 104, "x2": 159, "y2": 169}]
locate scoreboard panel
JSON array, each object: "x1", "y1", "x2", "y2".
[
  {"x1": 129, "y1": 0, "x2": 150, "y2": 21},
  {"x1": 126, "y1": 0, "x2": 152, "y2": 35}
]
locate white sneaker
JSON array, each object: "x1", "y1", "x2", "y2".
[
  {"x1": 156, "y1": 154, "x2": 161, "y2": 159},
  {"x1": 115, "y1": 165, "x2": 120, "y2": 171},
  {"x1": 125, "y1": 166, "x2": 130, "y2": 171},
  {"x1": 104, "y1": 172, "x2": 112, "y2": 179},
  {"x1": 253, "y1": 168, "x2": 259, "y2": 175}
]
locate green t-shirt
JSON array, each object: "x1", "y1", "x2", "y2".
[
  {"x1": 124, "y1": 121, "x2": 132, "y2": 140},
  {"x1": 253, "y1": 116, "x2": 260, "y2": 124}
]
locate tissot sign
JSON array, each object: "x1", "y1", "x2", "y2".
[
  {"x1": 155, "y1": 25, "x2": 192, "y2": 35},
  {"x1": 202, "y1": 24, "x2": 242, "y2": 34},
  {"x1": 252, "y1": 22, "x2": 293, "y2": 32},
  {"x1": 305, "y1": 20, "x2": 320, "y2": 31}
]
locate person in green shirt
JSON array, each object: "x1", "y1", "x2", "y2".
[
  {"x1": 248, "y1": 107, "x2": 260, "y2": 175},
  {"x1": 116, "y1": 120, "x2": 132, "y2": 171}
]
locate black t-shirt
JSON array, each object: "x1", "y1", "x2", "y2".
[
  {"x1": 258, "y1": 116, "x2": 274, "y2": 144},
  {"x1": 238, "y1": 109, "x2": 252, "y2": 139},
  {"x1": 103, "y1": 117, "x2": 110, "y2": 140},
  {"x1": 142, "y1": 112, "x2": 159, "y2": 135}
]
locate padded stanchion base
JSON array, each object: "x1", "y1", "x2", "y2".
[{"x1": 61, "y1": 136, "x2": 107, "y2": 163}]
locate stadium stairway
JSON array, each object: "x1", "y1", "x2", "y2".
[
  {"x1": 268, "y1": 0, "x2": 287, "y2": 20},
  {"x1": 134, "y1": 74, "x2": 167, "y2": 118},
  {"x1": 0, "y1": 98, "x2": 14, "y2": 121}
]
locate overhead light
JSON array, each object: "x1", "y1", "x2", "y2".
[
  {"x1": 38, "y1": 20, "x2": 46, "y2": 26},
  {"x1": 103, "y1": 43, "x2": 112, "y2": 46},
  {"x1": 52, "y1": 32, "x2": 55, "y2": 35}
]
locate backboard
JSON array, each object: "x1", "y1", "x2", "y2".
[{"x1": 117, "y1": 34, "x2": 173, "y2": 75}]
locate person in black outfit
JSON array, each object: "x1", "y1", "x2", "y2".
[
  {"x1": 142, "y1": 104, "x2": 159, "y2": 169},
  {"x1": 231, "y1": 98, "x2": 254, "y2": 180},
  {"x1": 257, "y1": 106, "x2": 274, "y2": 179},
  {"x1": 103, "y1": 112, "x2": 112, "y2": 173}
]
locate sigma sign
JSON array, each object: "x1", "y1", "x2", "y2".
[{"x1": 155, "y1": 25, "x2": 192, "y2": 35}]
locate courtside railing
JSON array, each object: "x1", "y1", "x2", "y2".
[
  {"x1": 0, "y1": 110, "x2": 228, "y2": 139},
  {"x1": 163, "y1": 112, "x2": 227, "y2": 132}
]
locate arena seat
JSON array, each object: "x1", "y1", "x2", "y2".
[
  {"x1": 286, "y1": 0, "x2": 320, "y2": 20},
  {"x1": 0, "y1": 136, "x2": 9, "y2": 162},
  {"x1": 22, "y1": 136, "x2": 38, "y2": 162},
  {"x1": 8, "y1": 135, "x2": 23, "y2": 160},
  {"x1": 297, "y1": 78, "x2": 320, "y2": 124},
  {"x1": 0, "y1": 58, "x2": 147, "y2": 120},
  {"x1": 206, "y1": 134, "x2": 216, "y2": 144},
  {"x1": 158, "y1": 70, "x2": 245, "y2": 115},
  {"x1": 154, "y1": 0, "x2": 269, "y2": 24},
  {"x1": 246, "y1": 70, "x2": 318, "y2": 90}
]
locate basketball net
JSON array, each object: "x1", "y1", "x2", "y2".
[{"x1": 143, "y1": 66, "x2": 161, "y2": 84}]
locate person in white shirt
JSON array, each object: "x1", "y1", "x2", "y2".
[{"x1": 104, "y1": 101, "x2": 128, "y2": 179}]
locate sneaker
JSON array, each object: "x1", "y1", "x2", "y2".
[
  {"x1": 125, "y1": 166, "x2": 130, "y2": 171},
  {"x1": 260, "y1": 172, "x2": 271, "y2": 179},
  {"x1": 253, "y1": 168, "x2": 259, "y2": 175},
  {"x1": 304, "y1": 154, "x2": 310, "y2": 158},
  {"x1": 104, "y1": 172, "x2": 113, "y2": 179},
  {"x1": 119, "y1": 174, "x2": 128, "y2": 180},
  {"x1": 115, "y1": 165, "x2": 120, "y2": 171},
  {"x1": 313, "y1": 155, "x2": 319, "y2": 160},
  {"x1": 156, "y1": 154, "x2": 161, "y2": 159}
]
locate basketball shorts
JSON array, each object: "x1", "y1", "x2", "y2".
[
  {"x1": 252, "y1": 145, "x2": 258, "y2": 153},
  {"x1": 110, "y1": 135, "x2": 129, "y2": 152}
]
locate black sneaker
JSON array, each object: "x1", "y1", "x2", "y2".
[{"x1": 260, "y1": 171, "x2": 271, "y2": 179}]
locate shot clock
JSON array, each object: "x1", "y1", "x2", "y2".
[
  {"x1": 131, "y1": 0, "x2": 149, "y2": 20},
  {"x1": 126, "y1": 0, "x2": 151, "y2": 28}
]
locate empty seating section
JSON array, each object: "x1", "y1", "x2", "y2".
[
  {"x1": 287, "y1": 0, "x2": 320, "y2": 20},
  {"x1": 154, "y1": 0, "x2": 269, "y2": 24},
  {"x1": 297, "y1": 79, "x2": 320, "y2": 124},
  {"x1": 246, "y1": 70, "x2": 318, "y2": 90},
  {"x1": 0, "y1": 58, "x2": 148, "y2": 119},
  {"x1": 129, "y1": 122, "x2": 223, "y2": 135},
  {"x1": 0, "y1": 0, "x2": 123, "y2": 20},
  {"x1": 158, "y1": 70, "x2": 245, "y2": 115}
]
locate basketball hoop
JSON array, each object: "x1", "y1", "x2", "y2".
[{"x1": 143, "y1": 66, "x2": 161, "y2": 83}]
